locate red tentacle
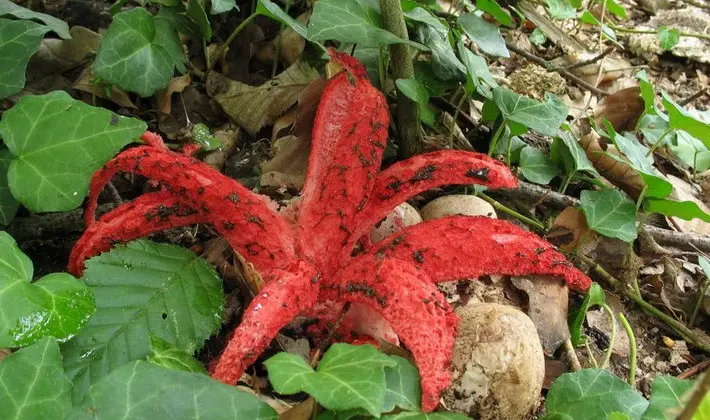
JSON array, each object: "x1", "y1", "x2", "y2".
[
  {"x1": 297, "y1": 51, "x2": 389, "y2": 269},
  {"x1": 69, "y1": 191, "x2": 204, "y2": 275},
  {"x1": 322, "y1": 258, "x2": 458, "y2": 412},
  {"x1": 81, "y1": 145, "x2": 297, "y2": 273},
  {"x1": 342, "y1": 151, "x2": 518, "y2": 258},
  {"x1": 211, "y1": 261, "x2": 320, "y2": 384},
  {"x1": 364, "y1": 216, "x2": 592, "y2": 292}
]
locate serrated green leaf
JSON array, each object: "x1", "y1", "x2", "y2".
[
  {"x1": 0, "y1": 91, "x2": 145, "y2": 212},
  {"x1": 546, "y1": 0, "x2": 576, "y2": 19},
  {"x1": 0, "y1": 232, "x2": 95, "y2": 347},
  {"x1": 257, "y1": 0, "x2": 306, "y2": 38},
  {"x1": 147, "y1": 335, "x2": 208, "y2": 374},
  {"x1": 383, "y1": 356, "x2": 421, "y2": 412},
  {"x1": 458, "y1": 13, "x2": 509, "y2": 57},
  {"x1": 519, "y1": 146, "x2": 560, "y2": 184},
  {"x1": 642, "y1": 375, "x2": 695, "y2": 420},
  {"x1": 568, "y1": 283, "x2": 606, "y2": 346},
  {"x1": 0, "y1": 19, "x2": 51, "y2": 100},
  {"x1": 663, "y1": 92, "x2": 710, "y2": 150},
  {"x1": 643, "y1": 198, "x2": 710, "y2": 222},
  {"x1": 476, "y1": 0, "x2": 513, "y2": 26},
  {"x1": 0, "y1": 338, "x2": 72, "y2": 420},
  {"x1": 266, "y1": 343, "x2": 397, "y2": 417},
  {"x1": 0, "y1": 0, "x2": 70, "y2": 39},
  {"x1": 308, "y1": 0, "x2": 424, "y2": 49},
  {"x1": 62, "y1": 239, "x2": 225, "y2": 403},
  {"x1": 530, "y1": 28, "x2": 547, "y2": 45},
  {"x1": 211, "y1": 0, "x2": 238, "y2": 14},
  {"x1": 580, "y1": 189, "x2": 637, "y2": 242},
  {"x1": 418, "y1": 25, "x2": 465, "y2": 81},
  {"x1": 493, "y1": 88, "x2": 568, "y2": 136},
  {"x1": 0, "y1": 149, "x2": 19, "y2": 225},
  {"x1": 404, "y1": 7, "x2": 449, "y2": 38},
  {"x1": 544, "y1": 369, "x2": 649, "y2": 419},
  {"x1": 93, "y1": 8, "x2": 186, "y2": 97},
  {"x1": 657, "y1": 26, "x2": 680, "y2": 51},
  {"x1": 70, "y1": 361, "x2": 277, "y2": 420}
]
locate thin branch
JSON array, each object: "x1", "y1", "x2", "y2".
[{"x1": 562, "y1": 47, "x2": 614, "y2": 71}]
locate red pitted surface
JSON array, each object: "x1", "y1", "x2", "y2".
[
  {"x1": 322, "y1": 259, "x2": 458, "y2": 412},
  {"x1": 365, "y1": 216, "x2": 592, "y2": 292}
]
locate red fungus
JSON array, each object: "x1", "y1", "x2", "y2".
[{"x1": 69, "y1": 50, "x2": 592, "y2": 412}]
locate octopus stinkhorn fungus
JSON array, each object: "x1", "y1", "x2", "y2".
[{"x1": 69, "y1": 50, "x2": 591, "y2": 412}]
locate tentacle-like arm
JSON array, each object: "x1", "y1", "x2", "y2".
[
  {"x1": 342, "y1": 151, "x2": 518, "y2": 259},
  {"x1": 69, "y1": 191, "x2": 204, "y2": 275},
  {"x1": 211, "y1": 261, "x2": 320, "y2": 384},
  {"x1": 321, "y1": 258, "x2": 458, "y2": 412},
  {"x1": 366, "y1": 216, "x2": 592, "y2": 292},
  {"x1": 79, "y1": 145, "x2": 298, "y2": 273}
]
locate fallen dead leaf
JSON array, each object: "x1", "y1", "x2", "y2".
[
  {"x1": 157, "y1": 74, "x2": 192, "y2": 115},
  {"x1": 73, "y1": 67, "x2": 136, "y2": 109},
  {"x1": 579, "y1": 130, "x2": 647, "y2": 198},
  {"x1": 586, "y1": 293, "x2": 630, "y2": 357},
  {"x1": 547, "y1": 207, "x2": 598, "y2": 253},
  {"x1": 203, "y1": 124, "x2": 241, "y2": 171},
  {"x1": 280, "y1": 397, "x2": 315, "y2": 420},
  {"x1": 593, "y1": 87, "x2": 646, "y2": 133},
  {"x1": 665, "y1": 174, "x2": 710, "y2": 236},
  {"x1": 28, "y1": 26, "x2": 101, "y2": 79}
]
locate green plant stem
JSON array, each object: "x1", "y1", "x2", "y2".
[
  {"x1": 477, "y1": 193, "x2": 546, "y2": 230},
  {"x1": 380, "y1": 0, "x2": 422, "y2": 159},
  {"x1": 609, "y1": 23, "x2": 710, "y2": 42},
  {"x1": 209, "y1": 12, "x2": 259, "y2": 71},
  {"x1": 564, "y1": 338, "x2": 583, "y2": 371},
  {"x1": 488, "y1": 120, "x2": 506, "y2": 156},
  {"x1": 618, "y1": 313, "x2": 637, "y2": 386},
  {"x1": 600, "y1": 303, "x2": 617, "y2": 369},
  {"x1": 584, "y1": 340, "x2": 599, "y2": 367},
  {"x1": 449, "y1": 88, "x2": 467, "y2": 148},
  {"x1": 576, "y1": 253, "x2": 710, "y2": 353},
  {"x1": 690, "y1": 276, "x2": 709, "y2": 327},
  {"x1": 646, "y1": 127, "x2": 674, "y2": 156}
]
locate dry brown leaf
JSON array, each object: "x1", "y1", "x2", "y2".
[
  {"x1": 280, "y1": 398, "x2": 315, "y2": 420},
  {"x1": 73, "y1": 67, "x2": 136, "y2": 109},
  {"x1": 593, "y1": 87, "x2": 646, "y2": 132},
  {"x1": 203, "y1": 125, "x2": 241, "y2": 171},
  {"x1": 665, "y1": 174, "x2": 710, "y2": 236},
  {"x1": 156, "y1": 74, "x2": 192, "y2": 115},
  {"x1": 271, "y1": 110, "x2": 297, "y2": 142},
  {"x1": 277, "y1": 12, "x2": 310, "y2": 66},
  {"x1": 28, "y1": 26, "x2": 101, "y2": 79},
  {"x1": 510, "y1": 275, "x2": 570, "y2": 355},
  {"x1": 586, "y1": 293, "x2": 630, "y2": 357},
  {"x1": 547, "y1": 207, "x2": 597, "y2": 253},
  {"x1": 579, "y1": 131, "x2": 646, "y2": 198},
  {"x1": 207, "y1": 60, "x2": 319, "y2": 135}
]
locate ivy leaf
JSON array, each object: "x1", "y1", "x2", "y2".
[
  {"x1": 458, "y1": 13, "x2": 509, "y2": 57},
  {"x1": 568, "y1": 283, "x2": 606, "y2": 346},
  {"x1": 544, "y1": 369, "x2": 649, "y2": 419},
  {"x1": 657, "y1": 26, "x2": 680, "y2": 51},
  {"x1": 663, "y1": 92, "x2": 710, "y2": 149},
  {"x1": 641, "y1": 375, "x2": 695, "y2": 420},
  {"x1": 476, "y1": 0, "x2": 513, "y2": 26},
  {"x1": 605, "y1": 0, "x2": 627, "y2": 19},
  {"x1": 383, "y1": 356, "x2": 421, "y2": 412},
  {"x1": 93, "y1": 8, "x2": 186, "y2": 97},
  {"x1": 546, "y1": 0, "x2": 577, "y2": 19},
  {"x1": 418, "y1": 25, "x2": 465, "y2": 81},
  {"x1": 70, "y1": 361, "x2": 278, "y2": 420},
  {"x1": 62, "y1": 239, "x2": 225, "y2": 403},
  {"x1": 257, "y1": 0, "x2": 306, "y2": 38},
  {"x1": 0, "y1": 338, "x2": 72, "y2": 420},
  {"x1": 0, "y1": 149, "x2": 19, "y2": 225},
  {"x1": 191, "y1": 122, "x2": 223, "y2": 151},
  {"x1": 0, "y1": 91, "x2": 146, "y2": 212},
  {"x1": 458, "y1": 41, "x2": 497, "y2": 98},
  {"x1": 308, "y1": 0, "x2": 425, "y2": 49},
  {"x1": 530, "y1": 28, "x2": 547, "y2": 45},
  {"x1": 147, "y1": 335, "x2": 208, "y2": 374},
  {"x1": 493, "y1": 88, "x2": 568, "y2": 137},
  {"x1": 636, "y1": 71, "x2": 657, "y2": 115},
  {"x1": 519, "y1": 146, "x2": 560, "y2": 184},
  {"x1": 0, "y1": 19, "x2": 51, "y2": 100},
  {"x1": 396, "y1": 77, "x2": 433, "y2": 124},
  {"x1": 0, "y1": 232, "x2": 95, "y2": 348},
  {"x1": 211, "y1": 0, "x2": 238, "y2": 14},
  {"x1": 643, "y1": 198, "x2": 710, "y2": 222},
  {"x1": 403, "y1": 7, "x2": 449, "y2": 38},
  {"x1": 551, "y1": 130, "x2": 597, "y2": 175},
  {"x1": 580, "y1": 189, "x2": 637, "y2": 242},
  {"x1": 185, "y1": 0, "x2": 212, "y2": 39},
  {"x1": 265, "y1": 343, "x2": 397, "y2": 417},
  {"x1": 0, "y1": 0, "x2": 70, "y2": 39}
]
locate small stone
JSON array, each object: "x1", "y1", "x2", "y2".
[
  {"x1": 508, "y1": 64, "x2": 566, "y2": 101},
  {"x1": 420, "y1": 195, "x2": 496, "y2": 221}
]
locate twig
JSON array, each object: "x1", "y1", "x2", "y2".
[
  {"x1": 478, "y1": 192, "x2": 546, "y2": 230},
  {"x1": 677, "y1": 371, "x2": 710, "y2": 420},
  {"x1": 618, "y1": 312, "x2": 637, "y2": 385},
  {"x1": 677, "y1": 359, "x2": 710, "y2": 379},
  {"x1": 564, "y1": 338, "x2": 583, "y2": 371},
  {"x1": 7, "y1": 204, "x2": 115, "y2": 242},
  {"x1": 679, "y1": 88, "x2": 708, "y2": 107},
  {"x1": 505, "y1": 42, "x2": 610, "y2": 96},
  {"x1": 106, "y1": 182, "x2": 123, "y2": 206}
]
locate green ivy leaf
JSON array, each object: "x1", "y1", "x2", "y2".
[
  {"x1": 546, "y1": 0, "x2": 577, "y2": 19},
  {"x1": 257, "y1": 0, "x2": 307, "y2": 38},
  {"x1": 418, "y1": 25, "x2": 465, "y2": 81},
  {"x1": 580, "y1": 189, "x2": 637, "y2": 242},
  {"x1": 265, "y1": 343, "x2": 397, "y2": 417},
  {"x1": 403, "y1": 7, "x2": 449, "y2": 38},
  {"x1": 211, "y1": 0, "x2": 238, "y2": 14},
  {"x1": 636, "y1": 71, "x2": 657, "y2": 115},
  {"x1": 0, "y1": 149, "x2": 19, "y2": 225},
  {"x1": 186, "y1": 0, "x2": 212, "y2": 39},
  {"x1": 0, "y1": 232, "x2": 95, "y2": 348},
  {"x1": 0, "y1": 19, "x2": 50, "y2": 100},
  {"x1": 308, "y1": 0, "x2": 424, "y2": 48},
  {"x1": 382, "y1": 413, "x2": 471, "y2": 419},
  {"x1": 643, "y1": 198, "x2": 710, "y2": 222},
  {"x1": 476, "y1": 0, "x2": 513, "y2": 26},
  {"x1": 568, "y1": 283, "x2": 606, "y2": 346},
  {"x1": 93, "y1": 8, "x2": 186, "y2": 97},
  {"x1": 530, "y1": 28, "x2": 547, "y2": 45},
  {"x1": 641, "y1": 375, "x2": 695, "y2": 419},
  {"x1": 493, "y1": 88, "x2": 568, "y2": 137},
  {"x1": 551, "y1": 130, "x2": 597, "y2": 175},
  {"x1": 519, "y1": 146, "x2": 560, "y2": 184},
  {"x1": 0, "y1": 0, "x2": 70, "y2": 39},
  {"x1": 192, "y1": 122, "x2": 223, "y2": 151},
  {"x1": 457, "y1": 41, "x2": 498, "y2": 98},
  {"x1": 383, "y1": 356, "x2": 421, "y2": 412},
  {"x1": 544, "y1": 369, "x2": 649, "y2": 419},
  {"x1": 147, "y1": 335, "x2": 208, "y2": 374},
  {"x1": 0, "y1": 91, "x2": 145, "y2": 212},
  {"x1": 581, "y1": 10, "x2": 600, "y2": 25},
  {"x1": 62, "y1": 239, "x2": 225, "y2": 403},
  {"x1": 396, "y1": 77, "x2": 429, "y2": 105},
  {"x1": 663, "y1": 92, "x2": 710, "y2": 150},
  {"x1": 657, "y1": 26, "x2": 680, "y2": 51},
  {"x1": 0, "y1": 338, "x2": 72, "y2": 420},
  {"x1": 604, "y1": 0, "x2": 627, "y2": 19},
  {"x1": 70, "y1": 361, "x2": 278, "y2": 420},
  {"x1": 458, "y1": 13, "x2": 509, "y2": 57}
]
